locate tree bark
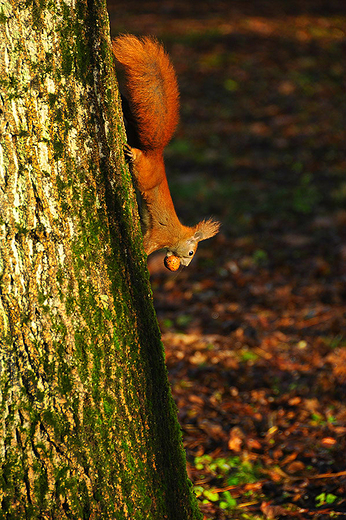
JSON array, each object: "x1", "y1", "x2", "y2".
[{"x1": 0, "y1": 1, "x2": 202, "y2": 518}]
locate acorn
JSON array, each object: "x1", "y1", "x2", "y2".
[{"x1": 164, "y1": 255, "x2": 181, "y2": 271}]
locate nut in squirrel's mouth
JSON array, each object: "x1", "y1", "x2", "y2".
[{"x1": 164, "y1": 254, "x2": 181, "y2": 271}]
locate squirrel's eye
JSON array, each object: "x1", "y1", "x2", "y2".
[{"x1": 189, "y1": 250, "x2": 194, "y2": 256}]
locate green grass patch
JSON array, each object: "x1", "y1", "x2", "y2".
[{"x1": 194, "y1": 455, "x2": 263, "y2": 513}]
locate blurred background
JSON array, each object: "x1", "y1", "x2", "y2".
[{"x1": 108, "y1": 2, "x2": 346, "y2": 518}]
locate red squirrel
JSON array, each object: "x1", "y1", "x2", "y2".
[{"x1": 112, "y1": 35, "x2": 220, "y2": 270}]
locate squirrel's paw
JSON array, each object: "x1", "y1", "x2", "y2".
[{"x1": 123, "y1": 144, "x2": 135, "y2": 163}]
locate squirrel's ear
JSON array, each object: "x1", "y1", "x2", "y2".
[{"x1": 194, "y1": 218, "x2": 220, "y2": 242}]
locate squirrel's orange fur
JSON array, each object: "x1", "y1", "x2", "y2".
[{"x1": 113, "y1": 35, "x2": 220, "y2": 267}]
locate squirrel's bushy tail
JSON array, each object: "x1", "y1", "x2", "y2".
[{"x1": 113, "y1": 35, "x2": 179, "y2": 151}]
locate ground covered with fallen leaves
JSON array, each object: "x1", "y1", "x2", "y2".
[{"x1": 110, "y1": 1, "x2": 346, "y2": 518}]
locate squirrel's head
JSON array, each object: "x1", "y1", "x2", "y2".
[{"x1": 166, "y1": 218, "x2": 220, "y2": 268}]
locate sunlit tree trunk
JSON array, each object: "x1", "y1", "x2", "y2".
[{"x1": 0, "y1": 1, "x2": 202, "y2": 518}]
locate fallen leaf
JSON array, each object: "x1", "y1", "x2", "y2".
[
  {"x1": 260, "y1": 501, "x2": 287, "y2": 519},
  {"x1": 286, "y1": 461, "x2": 305, "y2": 474},
  {"x1": 321, "y1": 437, "x2": 337, "y2": 446},
  {"x1": 228, "y1": 426, "x2": 244, "y2": 452}
]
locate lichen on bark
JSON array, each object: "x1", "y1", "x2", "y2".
[{"x1": 0, "y1": 0, "x2": 202, "y2": 518}]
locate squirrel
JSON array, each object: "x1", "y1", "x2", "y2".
[{"x1": 112, "y1": 35, "x2": 220, "y2": 270}]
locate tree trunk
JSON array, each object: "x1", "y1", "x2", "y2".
[{"x1": 0, "y1": 1, "x2": 202, "y2": 518}]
